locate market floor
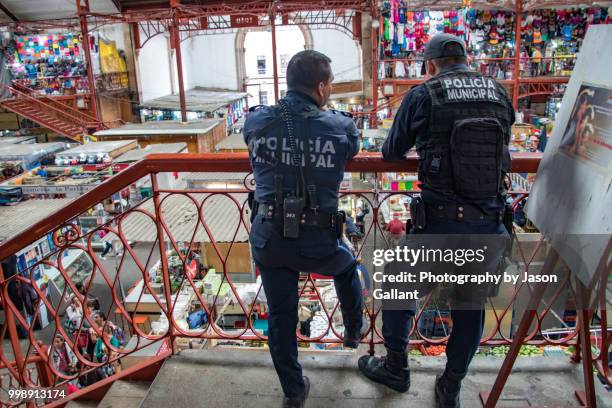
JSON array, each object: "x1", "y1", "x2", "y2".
[
  {"x1": 141, "y1": 347, "x2": 611, "y2": 408},
  {"x1": 1, "y1": 243, "x2": 159, "y2": 350}
]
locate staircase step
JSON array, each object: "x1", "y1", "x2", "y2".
[{"x1": 97, "y1": 380, "x2": 151, "y2": 408}]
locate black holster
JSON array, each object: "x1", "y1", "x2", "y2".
[
  {"x1": 248, "y1": 192, "x2": 257, "y2": 223},
  {"x1": 503, "y1": 203, "x2": 514, "y2": 236},
  {"x1": 409, "y1": 196, "x2": 427, "y2": 230},
  {"x1": 335, "y1": 211, "x2": 346, "y2": 239}
]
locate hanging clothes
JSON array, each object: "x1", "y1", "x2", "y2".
[{"x1": 394, "y1": 61, "x2": 406, "y2": 78}]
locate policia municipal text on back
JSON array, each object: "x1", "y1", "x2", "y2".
[
  {"x1": 358, "y1": 34, "x2": 515, "y2": 408},
  {"x1": 243, "y1": 50, "x2": 365, "y2": 408}
]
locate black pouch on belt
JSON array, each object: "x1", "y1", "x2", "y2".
[{"x1": 283, "y1": 197, "x2": 304, "y2": 239}]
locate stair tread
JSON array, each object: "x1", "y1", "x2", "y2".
[
  {"x1": 98, "y1": 380, "x2": 151, "y2": 408},
  {"x1": 2, "y1": 101, "x2": 85, "y2": 139},
  {"x1": 65, "y1": 401, "x2": 98, "y2": 408}
]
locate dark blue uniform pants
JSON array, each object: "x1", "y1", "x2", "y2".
[
  {"x1": 250, "y1": 216, "x2": 363, "y2": 397},
  {"x1": 382, "y1": 218, "x2": 507, "y2": 380}
]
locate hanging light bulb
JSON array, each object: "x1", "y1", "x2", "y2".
[{"x1": 372, "y1": 19, "x2": 380, "y2": 29}]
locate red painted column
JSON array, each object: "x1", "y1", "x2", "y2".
[
  {"x1": 270, "y1": 12, "x2": 280, "y2": 104},
  {"x1": 512, "y1": 0, "x2": 522, "y2": 109},
  {"x1": 171, "y1": 16, "x2": 188, "y2": 122},
  {"x1": 76, "y1": 0, "x2": 100, "y2": 122},
  {"x1": 370, "y1": 16, "x2": 380, "y2": 129}
]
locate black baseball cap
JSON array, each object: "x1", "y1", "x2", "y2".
[{"x1": 423, "y1": 33, "x2": 467, "y2": 61}]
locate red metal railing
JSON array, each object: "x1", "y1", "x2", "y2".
[{"x1": 0, "y1": 153, "x2": 608, "y2": 406}]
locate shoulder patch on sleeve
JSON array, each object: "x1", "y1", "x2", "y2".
[
  {"x1": 329, "y1": 109, "x2": 353, "y2": 118},
  {"x1": 249, "y1": 105, "x2": 265, "y2": 112}
]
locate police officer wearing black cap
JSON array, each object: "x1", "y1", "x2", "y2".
[
  {"x1": 244, "y1": 50, "x2": 364, "y2": 408},
  {"x1": 358, "y1": 34, "x2": 514, "y2": 407}
]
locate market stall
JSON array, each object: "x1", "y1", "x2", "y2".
[
  {"x1": 139, "y1": 88, "x2": 248, "y2": 128},
  {"x1": 0, "y1": 142, "x2": 67, "y2": 170},
  {"x1": 361, "y1": 128, "x2": 388, "y2": 152},
  {"x1": 93, "y1": 119, "x2": 226, "y2": 153},
  {"x1": 54, "y1": 140, "x2": 138, "y2": 167},
  {"x1": 113, "y1": 142, "x2": 189, "y2": 198}
]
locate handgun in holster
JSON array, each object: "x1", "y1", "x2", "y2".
[
  {"x1": 503, "y1": 203, "x2": 514, "y2": 236},
  {"x1": 248, "y1": 192, "x2": 257, "y2": 223},
  {"x1": 334, "y1": 211, "x2": 346, "y2": 239},
  {"x1": 502, "y1": 203, "x2": 514, "y2": 257},
  {"x1": 410, "y1": 196, "x2": 427, "y2": 230}
]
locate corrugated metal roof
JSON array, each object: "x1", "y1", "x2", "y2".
[
  {"x1": 114, "y1": 143, "x2": 188, "y2": 163},
  {"x1": 0, "y1": 142, "x2": 67, "y2": 160},
  {"x1": 94, "y1": 119, "x2": 222, "y2": 137},
  {"x1": 215, "y1": 133, "x2": 247, "y2": 151},
  {"x1": 140, "y1": 88, "x2": 248, "y2": 113},
  {"x1": 115, "y1": 193, "x2": 249, "y2": 243},
  {"x1": 58, "y1": 140, "x2": 138, "y2": 155},
  {"x1": 0, "y1": 0, "x2": 117, "y2": 22},
  {"x1": 0, "y1": 198, "x2": 72, "y2": 242},
  {"x1": 0, "y1": 136, "x2": 38, "y2": 144}
]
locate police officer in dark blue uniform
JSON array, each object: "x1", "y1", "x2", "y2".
[
  {"x1": 244, "y1": 50, "x2": 364, "y2": 408},
  {"x1": 358, "y1": 34, "x2": 514, "y2": 408}
]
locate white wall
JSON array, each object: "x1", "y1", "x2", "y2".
[
  {"x1": 244, "y1": 26, "x2": 305, "y2": 105},
  {"x1": 184, "y1": 34, "x2": 238, "y2": 90},
  {"x1": 98, "y1": 24, "x2": 127, "y2": 52},
  {"x1": 180, "y1": 37, "x2": 195, "y2": 91},
  {"x1": 311, "y1": 29, "x2": 362, "y2": 82},
  {"x1": 135, "y1": 27, "x2": 362, "y2": 103},
  {"x1": 138, "y1": 33, "x2": 173, "y2": 101}
]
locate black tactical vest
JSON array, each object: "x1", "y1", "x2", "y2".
[{"x1": 421, "y1": 71, "x2": 513, "y2": 199}]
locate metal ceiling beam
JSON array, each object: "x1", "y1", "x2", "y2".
[
  {"x1": 0, "y1": 1, "x2": 19, "y2": 22},
  {"x1": 111, "y1": 0, "x2": 123, "y2": 12}
]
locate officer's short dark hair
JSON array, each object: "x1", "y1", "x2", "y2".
[
  {"x1": 432, "y1": 43, "x2": 468, "y2": 68},
  {"x1": 286, "y1": 50, "x2": 333, "y2": 93}
]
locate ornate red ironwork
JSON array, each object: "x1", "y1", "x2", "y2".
[
  {"x1": 52, "y1": 222, "x2": 82, "y2": 248},
  {"x1": 0, "y1": 153, "x2": 608, "y2": 407}
]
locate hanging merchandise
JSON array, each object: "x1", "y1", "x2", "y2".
[
  {"x1": 7, "y1": 33, "x2": 88, "y2": 95},
  {"x1": 379, "y1": 5, "x2": 610, "y2": 79}
]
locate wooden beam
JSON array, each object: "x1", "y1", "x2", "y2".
[{"x1": 0, "y1": 1, "x2": 18, "y2": 22}]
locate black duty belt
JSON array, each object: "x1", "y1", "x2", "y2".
[
  {"x1": 257, "y1": 203, "x2": 335, "y2": 228},
  {"x1": 425, "y1": 203, "x2": 503, "y2": 223}
]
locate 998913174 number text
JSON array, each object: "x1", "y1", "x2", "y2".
[{"x1": 8, "y1": 388, "x2": 66, "y2": 401}]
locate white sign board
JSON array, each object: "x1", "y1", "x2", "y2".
[{"x1": 525, "y1": 25, "x2": 612, "y2": 286}]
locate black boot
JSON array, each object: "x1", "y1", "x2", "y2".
[
  {"x1": 358, "y1": 347, "x2": 410, "y2": 392},
  {"x1": 435, "y1": 371, "x2": 461, "y2": 408},
  {"x1": 282, "y1": 376, "x2": 310, "y2": 408},
  {"x1": 343, "y1": 319, "x2": 369, "y2": 349}
]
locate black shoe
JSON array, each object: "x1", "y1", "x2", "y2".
[
  {"x1": 282, "y1": 376, "x2": 310, "y2": 408},
  {"x1": 343, "y1": 320, "x2": 369, "y2": 349},
  {"x1": 435, "y1": 372, "x2": 461, "y2": 408},
  {"x1": 358, "y1": 347, "x2": 410, "y2": 392}
]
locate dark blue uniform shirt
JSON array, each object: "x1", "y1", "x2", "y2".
[
  {"x1": 382, "y1": 64, "x2": 515, "y2": 213},
  {"x1": 244, "y1": 90, "x2": 360, "y2": 213}
]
